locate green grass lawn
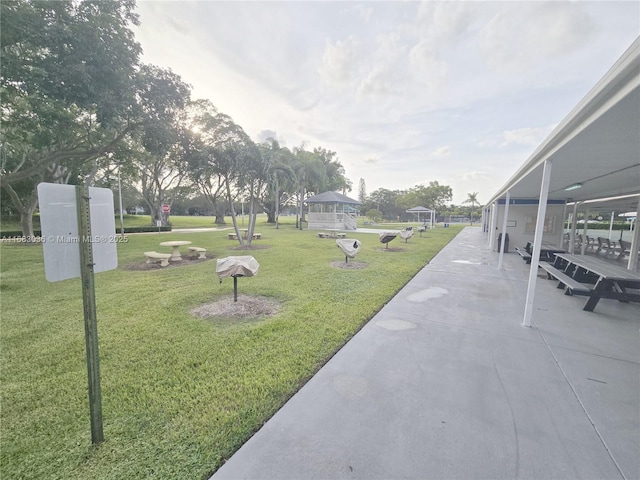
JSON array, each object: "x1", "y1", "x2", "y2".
[
  {"x1": 1, "y1": 213, "x2": 461, "y2": 232},
  {"x1": 1, "y1": 222, "x2": 463, "y2": 479}
]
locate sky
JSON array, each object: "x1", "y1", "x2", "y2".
[{"x1": 132, "y1": 1, "x2": 639, "y2": 205}]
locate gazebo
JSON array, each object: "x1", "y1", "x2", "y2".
[
  {"x1": 305, "y1": 191, "x2": 361, "y2": 231},
  {"x1": 406, "y1": 206, "x2": 435, "y2": 228}
]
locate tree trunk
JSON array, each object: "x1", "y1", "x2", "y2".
[
  {"x1": 2, "y1": 181, "x2": 38, "y2": 239},
  {"x1": 20, "y1": 207, "x2": 36, "y2": 239},
  {"x1": 298, "y1": 187, "x2": 304, "y2": 230},
  {"x1": 214, "y1": 203, "x2": 226, "y2": 224},
  {"x1": 225, "y1": 181, "x2": 244, "y2": 246}
]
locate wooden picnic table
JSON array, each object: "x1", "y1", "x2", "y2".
[{"x1": 550, "y1": 253, "x2": 640, "y2": 312}]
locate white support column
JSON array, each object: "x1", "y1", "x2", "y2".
[
  {"x1": 489, "y1": 202, "x2": 499, "y2": 251},
  {"x1": 569, "y1": 203, "x2": 579, "y2": 254},
  {"x1": 628, "y1": 199, "x2": 640, "y2": 271},
  {"x1": 581, "y1": 209, "x2": 589, "y2": 255},
  {"x1": 608, "y1": 211, "x2": 615, "y2": 241},
  {"x1": 498, "y1": 191, "x2": 511, "y2": 270},
  {"x1": 523, "y1": 160, "x2": 552, "y2": 327},
  {"x1": 560, "y1": 202, "x2": 568, "y2": 248}
]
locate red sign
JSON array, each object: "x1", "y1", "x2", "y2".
[{"x1": 162, "y1": 204, "x2": 171, "y2": 213}]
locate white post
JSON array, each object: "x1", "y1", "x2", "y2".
[
  {"x1": 628, "y1": 199, "x2": 640, "y2": 271},
  {"x1": 524, "y1": 160, "x2": 552, "y2": 327},
  {"x1": 498, "y1": 191, "x2": 511, "y2": 270},
  {"x1": 581, "y1": 209, "x2": 589, "y2": 255},
  {"x1": 608, "y1": 211, "x2": 615, "y2": 241},
  {"x1": 569, "y1": 203, "x2": 579, "y2": 254},
  {"x1": 486, "y1": 206, "x2": 493, "y2": 243},
  {"x1": 560, "y1": 202, "x2": 568, "y2": 248},
  {"x1": 489, "y1": 202, "x2": 499, "y2": 251}
]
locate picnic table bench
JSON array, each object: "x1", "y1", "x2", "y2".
[
  {"x1": 144, "y1": 251, "x2": 171, "y2": 267},
  {"x1": 188, "y1": 246, "x2": 207, "y2": 259},
  {"x1": 229, "y1": 232, "x2": 262, "y2": 240},
  {"x1": 546, "y1": 253, "x2": 640, "y2": 311},
  {"x1": 538, "y1": 262, "x2": 593, "y2": 295},
  {"x1": 595, "y1": 237, "x2": 615, "y2": 256},
  {"x1": 514, "y1": 246, "x2": 532, "y2": 263},
  {"x1": 318, "y1": 232, "x2": 346, "y2": 239}
]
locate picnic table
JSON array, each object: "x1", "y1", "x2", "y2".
[
  {"x1": 515, "y1": 242, "x2": 565, "y2": 264},
  {"x1": 542, "y1": 253, "x2": 640, "y2": 312},
  {"x1": 159, "y1": 240, "x2": 192, "y2": 261}
]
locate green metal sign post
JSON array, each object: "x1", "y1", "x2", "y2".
[{"x1": 75, "y1": 185, "x2": 104, "y2": 444}]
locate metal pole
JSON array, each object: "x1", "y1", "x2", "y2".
[
  {"x1": 275, "y1": 172, "x2": 279, "y2": 229},
  {"x1": 233, "y1": 276, "x2": 238, "y2": 302},
  {"x1": 118, "y1": 167, "x2": 125, "y2": 238},
  {"x1": 75, "y1": 185, "x2": 104, "y2": 444}
]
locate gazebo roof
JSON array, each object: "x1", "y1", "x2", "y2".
[
  {"x1": 305, "y1": 191, "x2": 361, "y2": 205},
  {"x1": 406, "y1": 206, "x2": 434, "y2": 213}
]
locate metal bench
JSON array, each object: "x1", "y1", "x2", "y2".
[
  {"x1": 144, "y1": 251, "x2": 171, "y2": 267},
  {"x1": 539, "y1": 263, "x2": 593, "y2": 295}
]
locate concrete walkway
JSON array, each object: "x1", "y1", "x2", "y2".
[{"x1": 212, "y1": 227, "x2": 639, "y2": 480}]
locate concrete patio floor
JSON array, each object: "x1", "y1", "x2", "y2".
[{"x1": 212, "y1": 227, "x2": 639, "y2": 480}]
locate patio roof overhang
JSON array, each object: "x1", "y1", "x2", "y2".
[{"x1": 485, "y1": 38, "x2": 640, "y2": 211}]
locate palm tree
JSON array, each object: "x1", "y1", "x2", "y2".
[{"x1": 463, "y1": 192, "x2": 479, "y2": 225}]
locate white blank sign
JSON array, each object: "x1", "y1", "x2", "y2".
[{"x1": 38, "y1": 183, "x2": 118, "y2": 282}]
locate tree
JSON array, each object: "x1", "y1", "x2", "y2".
[
  {"x1": 404, "y1": 182, "x2": 453, "y2": 216},
  {"x1": 365, "y1": 188, "x2": 403, "y2": 221},
  {"x1": 292, "y1": 146, "x2": 326, "y2": 229},
  {"x1": 122, "y1": 65, "x2": 192, "y2": 226},
  {"x1": 463, "y1": 192, "x2": 480, "y2": 225},
  {"x1": 1, "y1": 0, "x2": 142, "y2": 237},
  {"x1": 358, "y1": 178, "x2": 367, "y2": 205},
  {"x1": 191, "y1": 110, "x2": 262, "y2": 245},
  {"x1": 257, "y1": 139, "x2": 295, "y2": 225},
  {"x1": 313, "y1": 147, "x2": 351, "y2": 194}
]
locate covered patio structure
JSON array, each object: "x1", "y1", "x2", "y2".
[
  {"x1": 305, "y1": 191, "x2": 361, "y2": 231},
  {"x1": 483, "y1": 37, "x2": 640, "y2": 326},
  {"x1": 406, "y1": 206, "x2": 435, "y2": 228}
]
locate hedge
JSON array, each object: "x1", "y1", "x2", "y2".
[{"x1": 1, "y1": 225, "x2": 171, "y2": 239}]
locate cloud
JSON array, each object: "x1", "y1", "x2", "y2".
[
  {"x1": 433, "y1": 146, "x2": 451, "y2": 156},
  {"x1": 342, "y1": 4, "x2": 373, "y2": 23},
  {"x1": 462, "y1": 171, "x2": 489, "y2": 182},
  {"x1": 319, "y1": 36, "x2": 363, "y2": 88},
  {"x1": 416, "y1": 1, "x2": 475, "y2": 41},
  {"x1": 132, "y1": 1, "x2": 638, "y2": 207},
  {"x1": 408, "y1": 39, "x2": 448, "y2": 93},
  {"x1": 500, "y1": 125, "x2": 556, "y2": 147},
  {"x1": 479, "y1": 2, "x2": 596, "y2": 72}
]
